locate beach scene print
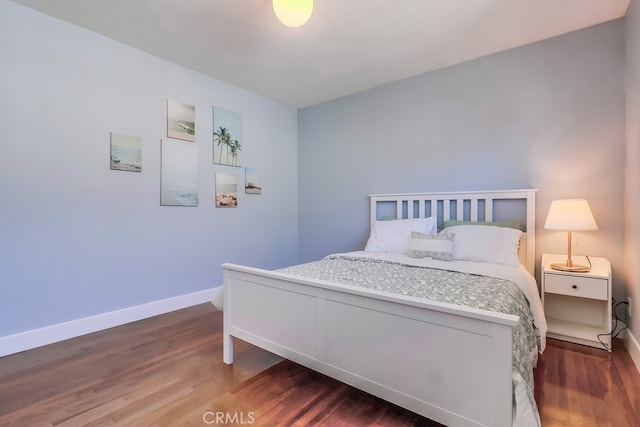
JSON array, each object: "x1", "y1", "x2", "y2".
[
  {"x1": 216, "y1": 173, "x2": 237, "y2": 208},
  {"x1": 245, "y1": 167, "x2": 262, "y2": 194},
  {"x1": 168, "y1": 99, "x2": 195, "y2": 142},
  {"x1": 110, "y1": 132, "x2": 141, "y2": 172},
  {"x1": 213, "y1": 106, "x2": 242, "y2": 167},
  {"x1": 160, "y1": 139, "x2": 199, "y2": 207}
]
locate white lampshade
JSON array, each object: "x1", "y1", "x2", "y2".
[
  {"x1": 273, "y1": 0, "x2": 313, "y2": 28},
  {"x1": 544, "y1": 199, "x2": 598, "y2": 231}
]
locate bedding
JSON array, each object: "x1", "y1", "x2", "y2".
[{"x1": 279, "y1": 251, "x2": 546, "y2": 426}]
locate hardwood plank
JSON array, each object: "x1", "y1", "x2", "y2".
[
  {"x1": 1, "y1": 304, "x2": 639, "y2": 426},
  {"x1": 535, "y1": 338, "x2": 640, "y2": 426}
]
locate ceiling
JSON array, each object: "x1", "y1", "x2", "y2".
[{"x1": 10, "y1": 0, "x2": 630, "y2": 108}]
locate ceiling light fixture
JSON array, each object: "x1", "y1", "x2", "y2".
[{"x1": 273, "y1": 0, "x2": 313, "y2": 28}]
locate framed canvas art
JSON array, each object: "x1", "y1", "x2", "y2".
[
  {"x1": 245, "y1": 167, "x2": 262, "y2": 194},
  {"x1": 110, "y1": 132, "x2": 141, "y2": 172},
  {"x1": 216, "y1": 173, "x2": 238, "y2": 208},
  {"x1": 160, "y1": 139, "x2": 199, "y2": 207},
  {"x1": 213, "y1": 106, "x2": 242, "y2": 167},
  {"x1": 167, "y1": 99, "x2": 195, "y2": 142}
]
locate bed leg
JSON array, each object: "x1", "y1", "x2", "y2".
[
  {"x1": 222, "y1": 274, "x2": 233, "y2": 364},
  {"x1": 223, "y1": 332, "x2": 233, "y2": 365}
]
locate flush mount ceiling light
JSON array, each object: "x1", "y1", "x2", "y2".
[{"x1": 272, "y1": 0, "x2": 313, "y2": 28}]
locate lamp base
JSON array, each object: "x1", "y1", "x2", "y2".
[{"x1": 550, "y1": 262, "x2": 591, "y2": 273}]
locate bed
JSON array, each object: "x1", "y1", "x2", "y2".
[{"x1": 219, "y1": 189, "x2": 546, "y2": 427}]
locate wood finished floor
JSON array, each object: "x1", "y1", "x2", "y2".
[{"x1": 0, "y1": 303, "x2": 638, "y2": 426}]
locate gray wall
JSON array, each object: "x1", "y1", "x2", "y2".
[
  {"x1": 0, "y1": 1, "x2": 299, "y2": 336},
  {"x1": 625, "y1": 1, "x2": 640, "y2": 353},
  {"x1": 298, "y1": 21, "x2": 626, "y2": 300}
]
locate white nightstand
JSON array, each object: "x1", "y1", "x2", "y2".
[{"x1": 541, "y1": 253, "x2": 612, "y2": 351}]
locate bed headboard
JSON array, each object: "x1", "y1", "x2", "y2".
[{"x1": 369, "y1": 189, "x2": 537, "y2": 275}]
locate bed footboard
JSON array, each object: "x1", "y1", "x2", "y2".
[{"x1": 222, "y1": 263, "x2": 517, "y2": 427}]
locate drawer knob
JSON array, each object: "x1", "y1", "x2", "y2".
[{"x1": 572, "y1": 284, "x2": 578, "y2": 289}]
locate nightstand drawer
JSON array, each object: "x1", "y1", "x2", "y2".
[{"x1": 544, "y1": 273, "x2": 608, "y2": 300}]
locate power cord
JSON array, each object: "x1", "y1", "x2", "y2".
[{"x1": 597, "y1": 297, "x2": 630, "y2": 350}]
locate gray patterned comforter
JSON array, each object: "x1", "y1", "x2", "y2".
[{"x1": 278, "y1": 254, "x2": 540, "y2": 422}]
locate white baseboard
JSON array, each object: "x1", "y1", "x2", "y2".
[
  {"x1": 625, "y1": 328, "x2": 640, "y2": 374},
  {"x1": 0, "y1": 287, "x2": 223, "y2": 358}
]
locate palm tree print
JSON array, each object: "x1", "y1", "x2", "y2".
[{"x1": 212, "y1": 106, "x2": 243, "y2": 167}]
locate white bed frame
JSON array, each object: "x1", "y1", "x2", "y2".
[{"x1": 222, "y1": 189, "x2": 537, "y2": 427}]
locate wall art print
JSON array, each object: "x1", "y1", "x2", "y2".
[
  {"x1": 160, "y1": 139, "x2": 199, "y2": 207},
  {"x1": 213, "y1": 106, "x2": 242, "y2": 167},
  {"x1": 110, "y1": 132, "x2": 142, "y2": 172},
  {"x1": 245, "y1": 167, "x2": 262, "y2": 194},
  {"x1": 216, "y1": 173, "x2": 238, "y2": 208},
  {"x1": 167, "y1": 99, "x2": 195, "y2": 142}
]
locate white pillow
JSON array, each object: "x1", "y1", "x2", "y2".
[
  {"x1": 365, "y1": 217, "x2": 437, "y2": 254},
  {"x1": 408, "y1": 231, "x2": 454, "y2": 261},
  {"x1": 443, "y1": 225, "x2": 522, "y2": 267}
]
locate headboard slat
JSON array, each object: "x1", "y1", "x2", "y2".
[
  {"x1": 470, "y1": 199, "x2": 479, "y2": 221},
  {"x1": 456, "y1": 199, "x2": 464, "y2": 221},
  {"x1": 485, "y1": 198, "x2": 494, "y2": 222},
  {"x1": 443, "y1": 200, "x2": 451, "y2": 221}
]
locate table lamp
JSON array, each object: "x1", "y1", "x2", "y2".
[{"x1": 544, "y1": 199, "x2": 598, "y2": 272}]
